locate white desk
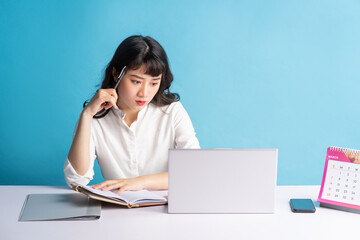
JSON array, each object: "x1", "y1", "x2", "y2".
[{"x1": 0, "y1": 185, "x2": 357, "y2": 240}]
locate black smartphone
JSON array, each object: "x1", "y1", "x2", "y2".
[{"x1": 289, "y1": 199, "x2": 316, "y2": 213}]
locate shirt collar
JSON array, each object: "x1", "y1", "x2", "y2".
[
  {"x1": 112, "y1": 108, "x2": 126, "y2": 119},
  {"x1": 111, "y1": 104, "x2": 150, "y2": 121}
]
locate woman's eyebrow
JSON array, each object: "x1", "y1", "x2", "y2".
[{"x1": 130, "y1": 74, "x2": 161, "y2": 80}]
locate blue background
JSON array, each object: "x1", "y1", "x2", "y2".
[{"x1": 1, "y1": 0, "x2": 359, "y2": 185}]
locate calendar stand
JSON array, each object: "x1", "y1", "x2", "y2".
[
  {"x1": 318, "y1": 146, "x2": 360, "y2": 214},
  {"x1": 320, "y1": 202, "x2": 360, "y2": 214}
]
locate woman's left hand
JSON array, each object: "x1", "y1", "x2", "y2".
[{"x1": 91, "y1": 177, "x2": 146, "y2": 195}]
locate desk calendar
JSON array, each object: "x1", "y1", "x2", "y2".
[{"x1": 318, "y1": 146, "x2": 360, "y2": 213}]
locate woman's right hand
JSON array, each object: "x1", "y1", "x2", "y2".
[{"x1": 83, "y1": 89, "x2": 119, "y2": 118}]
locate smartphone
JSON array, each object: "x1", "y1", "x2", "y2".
[{"x1": 289, "y1": 199, "x2": 316, "y2": 213}]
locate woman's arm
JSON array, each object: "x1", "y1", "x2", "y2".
[
  {"x1": 67, "y1": 111, "x2": 93, "y2": 175},
  {"x1": 92, "y1": 172, "x2": 168, "y2": 195},
  {"x1": 173, "y1": 102, "x2": 200, "y2": 149},
  {"x1": 67, "y1": 89, "x2": 119, "y2": 176},
  {"x1": 141, "y1": 172, "x2": 168, "y2": 189}
]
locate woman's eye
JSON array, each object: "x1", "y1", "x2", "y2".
[
  {"x1": 131, "y1": 80, "x2": 141, "y2": 84},
  {"x1": 151, "y1": 83, "x2": 159, "y2": 86}
]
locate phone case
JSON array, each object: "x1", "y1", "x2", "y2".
[{"x1": 290, "y1": 199, "x2": 316, "y2": 213}]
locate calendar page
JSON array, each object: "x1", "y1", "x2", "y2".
[{"x1": 318, "y1": 147, "x2": 360, "y2": 212}]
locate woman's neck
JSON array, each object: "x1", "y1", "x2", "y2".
[
  {"x1": 123, "y1": 110, "x2": 139, "y2": 127},
  {"x1": 116, "y1": 101, "x2": 139, "y2": 127}
]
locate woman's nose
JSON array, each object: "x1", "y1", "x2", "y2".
[{"x1": 138, "y1": 84, "x2": 148, "y2": 98}]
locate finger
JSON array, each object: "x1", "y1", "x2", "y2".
[
  {"x1": 103, "y1": 99, "x2": 118, "y2": 110},
  {"x1": 101, "y1": 89, "x2": 118, "y2": 99},
  {"x1": 98, "y1": 90, "x2": 116, "y2": 102},
  {"x1": 101, "y1": 96, "x2": 118, "y2": 110},
  {"x1": 109, "y1": 98, "x2": 119, "y2": 109},
  {"x1": 116, "y1": 186, "x2": 126, "y2": 195},
  {"x1": 108, "y1": 89, "x2": 118, "y2": 98},
  {"x1": 92, "y1": 180, "x2": 116, "y2": 189},
  {"x1": 103, "y1": 182, "x2": 125, "y2": 191},
  {"x1": 92, "y1": 183, "x2": 106, "y2": 189},
  {"x1": 91, "y1": 184, "x2": 101, "y2": 189},
  {"x1": 103, "y1": 102, "x2": 112, "y2": 110}
]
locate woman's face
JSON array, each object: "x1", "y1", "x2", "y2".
[{"x1": 114, "y1": 65, "x2": 162, "y2": 113}]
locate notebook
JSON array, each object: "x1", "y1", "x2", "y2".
[
  {"x1": 72, "y1": 183, "x2": 167, "y2": 208},
  {"x1": 168, "y1": 149, "x2": 278, "y2": 213},
  {"x1": 18, "y1": 193, "x2": 101, "y2": 221},
  {"x1": 318, "y1": 146, "x2": 360, "y2": 213}
]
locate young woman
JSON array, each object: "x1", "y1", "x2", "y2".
[{"x1": 64, "y1": 35, "x2": 200, "y2": 195}]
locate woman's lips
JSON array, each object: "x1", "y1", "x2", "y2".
[{"x1": 136, "y1": 101, "x2": 146, "y2": 106}]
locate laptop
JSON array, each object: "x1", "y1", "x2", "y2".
[{"x1": 168, "y1": 149, "x2": 278, "y2": 213}]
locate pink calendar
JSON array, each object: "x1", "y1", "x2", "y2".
[{"x1": 318, "y1": 146, "x2": 360, "y2": 213}]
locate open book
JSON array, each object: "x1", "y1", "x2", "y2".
[{"x1": 71, "y1": 183, "x2": 167, "y2": 208}]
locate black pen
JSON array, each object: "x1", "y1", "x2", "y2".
[
  {"x1": 114, "y1": 66, "x2": 127, "y2": 89},
  {"x1": 94, "y1": 66, "x2": 127, "y2": 117}
]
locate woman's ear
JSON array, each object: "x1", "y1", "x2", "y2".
[{"x1": 112, "y1": 67, "x2": 118, "y2": 81}]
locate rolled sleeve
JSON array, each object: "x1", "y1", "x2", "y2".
[{"x1": 63, "y1": 156, "x2": 95, "y2": 187}]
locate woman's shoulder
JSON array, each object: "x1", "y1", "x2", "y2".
[{"x1": 90, "y1": 108, "x2": 120, "y2": 127}]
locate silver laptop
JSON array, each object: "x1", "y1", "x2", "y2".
[{"x1": 168, "y1": 149, "x2": 278, "y2": 213}]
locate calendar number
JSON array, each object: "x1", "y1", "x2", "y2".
[{"x1": 321, "y1": 160, "x2": 360, "y2": 206}]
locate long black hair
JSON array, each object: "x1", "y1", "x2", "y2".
[{"x1": 84, "y1": 35, "x2": 179, "y2": 118}]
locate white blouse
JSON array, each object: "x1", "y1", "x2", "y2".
[{"x1": 64, "y1": 101, "x2": 200, "y2": 187}]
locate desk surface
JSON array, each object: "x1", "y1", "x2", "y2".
[{"x1": 0, "y1": 185, "x2": 357, "y2": 240}]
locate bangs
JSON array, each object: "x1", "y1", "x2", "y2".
[{"x1": 127, "y1": 54, "x2": 165, "y2": 77}]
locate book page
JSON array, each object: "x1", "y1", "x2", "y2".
[
  {"x1": 80, "y1": 185, "x2": 128, "y2": 202},
  {"x1": 79, "y1": 184, "x2": 167, "y2": 205},
  {"x1": 123, "y1": 190, "x2": 167, "y2": 205}
]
